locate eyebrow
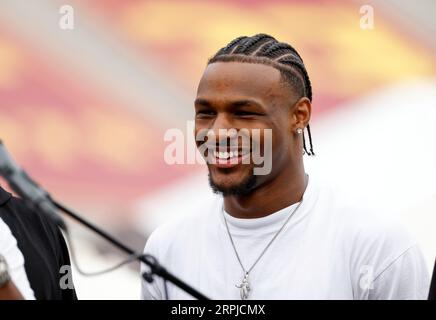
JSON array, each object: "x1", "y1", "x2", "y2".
[
  {"x1": 194, "y1": 98, "x2": 265, "y2": 110},
  {"x1": 194, "y1": 98, "x2": 211, "y2": 107}
]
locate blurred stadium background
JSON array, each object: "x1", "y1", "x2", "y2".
[{"x1": 0, "y1": 0, "x2": 435, "y2": 299}]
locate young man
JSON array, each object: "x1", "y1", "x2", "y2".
[
  {"x1": 141, "y1": 34, "x2": 430, "y2": 299},
  {"x1": 0, "y1": 186, "x2": 76, "y2": 300}
]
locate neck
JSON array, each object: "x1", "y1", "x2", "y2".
[{"x1": 224, "y1": 164, "x2": 308, "y2": 219}]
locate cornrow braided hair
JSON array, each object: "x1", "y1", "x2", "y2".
[{"x1": 208, "y1": 34, "x2": 315, "y2": 156}]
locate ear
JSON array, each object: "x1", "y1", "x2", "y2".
[{"x1": 290, "y1": 97, "x2": 312, "y2": 131}]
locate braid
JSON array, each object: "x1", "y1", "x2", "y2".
[
  {"x1": 208, "y1": 33, "x2": 315, "y2": 156},
  {"x1": 260, "y1": 42, "x2": 303, "y2": 62},
  {"x1": 233, "y1": 33, "x2": 275, "y2": 55},
  {"x1": 215, "y1": 36, "x2": 248, "y2": 55},
  {"x1": 277, "y1": 56, "x2": 312, "y2": 101},
  {"x1": 306, "y1": 124, "x2": 315, "y2": 156}
]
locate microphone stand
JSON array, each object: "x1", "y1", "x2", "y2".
[{"x1": 51, "y1": 199, "x2": 209, "y2": 300}]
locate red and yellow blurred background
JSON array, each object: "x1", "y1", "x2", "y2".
[{"x1": 0, "y1": 0, "x2": 435, "y2": 299}]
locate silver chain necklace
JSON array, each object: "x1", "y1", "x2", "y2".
[{"x1": 222, "y1": 196, "x2": 305, "y2": 300}]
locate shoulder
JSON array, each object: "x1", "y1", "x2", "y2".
[
  {"x1": 0, "y1": 186, "x2": 12, "y2": 206},
  {"x1": 314, "y1": 179, "x2": 415, "y2": 245},
  {"x1": 343, "y1": 205, "x2": 416, "y2": 267},
  {"x1": 0, "y1": 187, "x2": 60, "y2": 241},
  {"x1": 313, "y1": 180, "x2": 429, "y2": 297},
  {"x1": 316, "y1": 181, "x2": 420, "y2": 275}
]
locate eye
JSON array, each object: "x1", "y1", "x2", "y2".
[
  {"x1": 196, "y1": 110, "x2": 216, "y2": 118},
  {"x1": 235, "y1": 111, "x2": 259, "y2": 117}
]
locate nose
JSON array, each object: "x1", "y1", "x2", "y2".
[
  {"x1": 211, "y1": 113, "x2": 233, "y2": 132},
  {"x1": 207, "y1": 114, "x2": 238, "y2": 147}
]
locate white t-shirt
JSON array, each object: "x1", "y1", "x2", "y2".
[
  {"x1": 141, "y1": 175, "x2": 430, "y2": 300},
  {"x1": 0, "y1": 218, "x2": 35, "y2": 300}
]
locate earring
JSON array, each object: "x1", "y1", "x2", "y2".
[{"x1": 297, "y1": 127, "x2": 305, "y2": 155}]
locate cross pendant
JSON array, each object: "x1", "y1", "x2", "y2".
[{"x1": 235, "y1": 272, "x2": 251, "y2": 300}]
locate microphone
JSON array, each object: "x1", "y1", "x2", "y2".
[{"x1": 0, "y1": 141, "x2": 66, "y2": 230}]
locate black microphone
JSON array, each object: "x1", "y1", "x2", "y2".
[{"x1": 0, "y1": 141, "x2": 66, "y2": 230}]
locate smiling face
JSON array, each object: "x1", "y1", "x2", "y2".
[{"x1": 195, "y1": 61, "x2": 310, "y2": 197}]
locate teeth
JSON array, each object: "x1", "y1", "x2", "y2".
[
  {"x1": 212, "y1": 150, "x2": 248, "y2": 159},
  {"x1": 214, "y1": 151, "x2": 229, "y2": 159}
]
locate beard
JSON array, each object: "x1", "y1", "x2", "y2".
[{"x1": 208, "y1": 170, "x2": 257, "y2": 197}]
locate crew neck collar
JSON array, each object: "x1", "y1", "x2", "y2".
[{"x1": 219, "y1": 174, "x2": 315, "y2": 235}]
